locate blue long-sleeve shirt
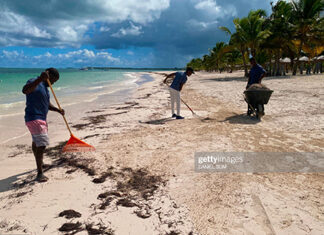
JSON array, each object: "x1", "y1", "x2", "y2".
[
  {"x1": 170, "y1": 72, "x2": 188, "y2": 91},
  {"x1": 248, "y1": 64, "x2": 266, "y2": 86}
]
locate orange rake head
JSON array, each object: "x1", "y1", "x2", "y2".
[{"x1": 62, "y1": 134, "x2": 95, "y2": 152}]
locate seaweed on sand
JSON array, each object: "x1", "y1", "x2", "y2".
[
  {"x1": 96, "y1": 168, "x2": 164, "y2": 211},
  {"x1": 59, "y1": 210, "x2": 82, "y2": 219},
  {"x1": 85, "y1": 223, "x2": 114, "y2": 235},
  {"x1": 58, "y1": 222, "x2": 82, "y2": 233},
  {"x1": 116, "y1": 168, "x2": 164, "y2": 200}
]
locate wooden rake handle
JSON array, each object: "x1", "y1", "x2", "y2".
[
  {"x1": 46, "y1": 79, "x2": 73, "y2": 136},
  {"x1": 163, "y1": 82, "x2": 196, "y2": 115},
  {"x1": 180, "y1": 98, "x2": 195, "y2": 115}
]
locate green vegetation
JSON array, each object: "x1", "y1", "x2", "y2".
[{"x1": 187, "y1": 0, "x2": 324, "y2": 76}]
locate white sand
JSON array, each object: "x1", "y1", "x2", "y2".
[{"x1": 0, "y1": 71, "x2": 323, "y2": 234}]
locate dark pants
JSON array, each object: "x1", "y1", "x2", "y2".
[
  {"x1": 247, "y1": 104, "x2": 264, "y2": 115},
  {"x1": 247, "y1": 104, "x2": 253, "y2": 115}
]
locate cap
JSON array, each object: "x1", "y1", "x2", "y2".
[{"x1": 186, "y1": 67, "x2": 195, "y2": 74}]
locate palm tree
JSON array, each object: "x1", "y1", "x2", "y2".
[
  {"x1": 210, "y1": 42, "x2": 228, "y2": 72},
  {"x1": 223, "y1": 49, "x2": 242, "y2": 73},
  {"x1": 202, "y1": 54, "x2": 214, "y2": 71},
  {"x1": 191, "y1": 0, "x2": 324, "y2": 75},
  {"x1": 262, "y1": 0, "x2": 295, "y2": 75},
  {"x1": 187, "y1": 58, "x2": 203, "y2": 71},
  {"x1": 239, "y1": 10, "x2": 270, "y2": 58},
  {"x1": 291, "y1": 0, "x2": 324, "y2": 74},
  {"x1": 220, "y1": 23, "x2": 249, "y2": 76},
  {"x1": 220, "y1": 10, "x2": 270, "y2": 76}
]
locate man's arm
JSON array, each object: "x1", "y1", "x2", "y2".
[
  {"x1": 258, "y1": 66, "x2": 266, "y2": 83},
  {"x1": 258, "y1": 72, "x2": 266, "y2": 83},
  {"x1": 246, "y1": 74, "x2": 251, "y2": 89},
  {"x1": 49, "y1": 103, "x2": 65, "y2": 115},
  {"x1": 179, "y1": 83, "x2": 184, "y2": 91},
  {"x1": 22, "y1": 72, "x2": 49, "y2": 95},
  {"x1": 163, "y1": 73, "x2": 176, "y2": 84}
]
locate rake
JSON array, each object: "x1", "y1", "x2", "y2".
[{"x1": 47, "y1": 79, "x2": 95, "y2": 152}]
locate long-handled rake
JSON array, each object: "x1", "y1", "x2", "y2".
[
  {"x1": 47, "y1": 79, "x2": 95, "y2": 152},
  {"x1": 180, "y1": 98, "x2": 200, "y2": 117},
  {"x1": 163, "y1": 80, "x2": 200, "y2": 118}
]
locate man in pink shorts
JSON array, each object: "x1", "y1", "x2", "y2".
[{"x1": 23, "y1": 68, "x2": 64, "y2": 182}]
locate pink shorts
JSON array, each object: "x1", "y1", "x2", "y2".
[{"x1": 26, "y1": 120, "x2": 49, "y2": 147}]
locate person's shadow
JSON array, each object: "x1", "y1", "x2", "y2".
[
  {"x1": 220, "y1": 113, "x2": 261, "y2": 124},
  {"x1": 0, "y1": 170, "x2": 34, "y2": 193},
  {"x1": 139, "y1": 117, "x2": 174, "y2": 125}
]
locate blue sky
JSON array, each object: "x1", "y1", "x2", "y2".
[{"x1": 0, "y1": 0, "x2": 272, "y2": 68}]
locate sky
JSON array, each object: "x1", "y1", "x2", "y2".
[{"x1": 0, "y1": 0, "x2": 273, "y2": 68}]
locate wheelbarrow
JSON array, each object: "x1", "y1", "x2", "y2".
[{"x1": 244, "y1": 89, "x2": 273, "y2": 119}]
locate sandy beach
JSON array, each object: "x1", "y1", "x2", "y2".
[{"x1": 0, "y1": 71, "x2": 323, "y2": 234}]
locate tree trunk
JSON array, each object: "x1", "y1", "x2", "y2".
[
  {"x1": 241, "y1": 46, "x2": 248, "y2": 77},
  {"x1": 290, "y1": 55, "x2": 294, "y2": 75},
  {"x1": 275, "y1": 49, "x2": 280, "y2": 76},
  {"x1": 268, "y1": 51, "x2": 272, "y2": 76},
  {"x1": 251, "y1": 47, "x2": 256, "y2": 58},
  {"x1": 293, "y1": 40, "x2": 304, "y2": 75},
  {"x1": 313, "y1": 61, "x2": 318, "y2": 73}
]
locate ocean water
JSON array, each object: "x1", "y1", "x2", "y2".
[
  {"x1": 0, "y1": 67, "x2": 159, "y2": 145},
  {"x1": 0, "y1": 68, "x2": 151, "y2": 118}
]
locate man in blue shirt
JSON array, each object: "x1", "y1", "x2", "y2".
[
  {"x1": 246, "y1": 58, "x2": 266, "y2": 116},
  {"x1": 247, "y1": 58, "x2": 266, "y2": 89},
  {"x1": 22, "y1": 68, "x2": 64, "y2": 182},
  {"x1": 163, "y1": 67, "x2": 194, "y2": 119}
]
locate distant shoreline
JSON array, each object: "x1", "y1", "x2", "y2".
[
  {"x1": 0, "y1": 67, "x2": 185, "y2": 70},
  {"x1": 0, "y1": 72, "x2": 153, "y2": 145}
]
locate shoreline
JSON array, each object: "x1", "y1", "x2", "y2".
[
  {"x1": 0, "y1": 71, "x2": 142, "y2": 117},
  {"x1": 0, "y1": 71, "x2": 323, "y2": 234},
  {"x1": 0, "y1": 72, "x2": 151, "y2": 146}
]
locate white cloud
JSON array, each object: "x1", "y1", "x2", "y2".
[
  {"x1": 54, "y1": 24, "x2": 89, "y2": 46},
  {"x1": 75, "y1": 59, "x2": 84, "y2": 63},
  {"x1": 111, "y1": 22, "x2": 142, "y2": 38},
  {"x1": 86, "y1": 0, "x2": 170, "y2": 24},
  {"x1": 99, "y1": 26, "x2": 110, "y2": 32},
  {"x1": 221, "y1": 4, "x2": 237, "y2": 17},
  {"x1": 0, "y1": 0, "x2": 271, "y2": 67},
  {"x1": 2, "y1": 37, "x2": 31, "y2": 47},
  {"x1": 2, "y1": 50, "x2": 19, "y2": 58},
  {"x1": 33, "y1": 55, "x2": 42, "y2": 59},
  {"x1": 187, "y1": 19, "x2": 219, "y2": 29},
  {"x1": 84, "y1": 49, "x2": 95, "y2": 58},
  {"x1": 194, "y1": 0, "x2": 221, "y2": 15},
  {"x1": 96, "y1": 52, "x2": 120, "y2": 62},
  {"x1": 0, "y1": 11, "x2": 51, "y2": 39},
  {"x1": 45, "y1": 52, "x2": 52, "y2": 57},
  {"x1": 59, "y1": 26, "x2": 78, "y2": 41},
  {"x1": 193, "y1": 0, "x2": 237, "y2": 18},
  {"x1": 0, "y1": 0, "x2": 170, "y2": 47},
  {"x1": 29, "y1": 49, "x2": 120, "y2": 66},
  {"x1": 0, "y1": 50, "x2": 27, "y2": 65}
]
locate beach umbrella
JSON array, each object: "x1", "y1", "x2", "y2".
[
  {"x1": 280, "y1": 57, "x2": 291, "y2": 63},
  {"x1": 47, "y1": 79, "x2": 95, "y2": 152},
  {"x1": 316, "y1": 55, "x2": 324, "y2": 61},
  {"x1": 299, "y1": 56, "x2": 309, "y2": 62}
]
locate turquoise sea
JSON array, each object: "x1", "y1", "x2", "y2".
[{"x1": 0, "y1": 68, "x2": 157, "y2": 117}]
